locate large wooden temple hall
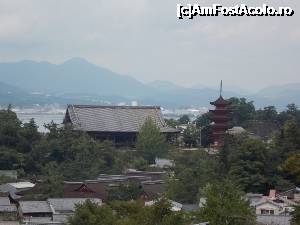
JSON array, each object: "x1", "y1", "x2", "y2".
[{"x1": 64, "y1": 105, "x2": 179, "y2": 146}]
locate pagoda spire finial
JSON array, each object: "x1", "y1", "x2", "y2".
[{"x1": 220, "y1": 80, "x2": 223, "y2": 97}]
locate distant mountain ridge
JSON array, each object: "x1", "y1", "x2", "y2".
[{"x1": 0, "y1": 58, "x2": 299, "y2": 110}]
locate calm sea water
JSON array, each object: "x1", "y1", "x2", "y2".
[{"x1": 17, "y1": 113, "x2": 65, "y2": 132}]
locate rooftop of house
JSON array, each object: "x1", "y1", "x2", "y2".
[
  {"x1": 0, "y1": 196, "x2": 10, "y2": 205},
  {"x1": 182, "y1": 204, "x2": 200, "y2": 212},
  {"x1": 19, "y1": 201, "x2": 52, "y2": 214},
  {"x1": 0, "y1": 205, "x2": 17, "y2": 212},
  {"x1": 48, "y1": 198, "x2": 102, "y2": 213},
  {"x1": 251, "y1": 198, "x2": 284, "y2": 208},
  {"x1": 96, "y1": 174, "x2": 151, "y2": 182},
  {"x1": 0, "y1": 184, "x2": 17, "y2": 194},
  {"x1": 64, "y1": 104, "x2": 179, "y2": 133},
  {"x1": 0, "y1": 222, "x2": 19, "y2": 225},
  {"x1": 8, "y1": 182, "x2": 35, "y2": 189},
  {"x1": 227, "y1": 126, "x2": 246, "y2": 135},
  {"x1": 278, "y1": 186, "x2": 300, "y2": 197}
]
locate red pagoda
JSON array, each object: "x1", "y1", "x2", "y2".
[{"x1": 209, "y1": 81, "x2": 231, "y2": 149}]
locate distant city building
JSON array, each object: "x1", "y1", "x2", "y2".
[{"x1": 64, "y1": 105, "x2": 179, "y2": 146}]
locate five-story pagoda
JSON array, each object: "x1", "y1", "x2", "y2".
[{"x1": 209, "y1": 81, "x2": 231, "y2": 149}]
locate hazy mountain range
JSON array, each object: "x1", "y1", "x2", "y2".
[{"x1": 0, "y1": 58, "x2": 299, "y2": 110}]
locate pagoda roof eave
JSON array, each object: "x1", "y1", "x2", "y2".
[{"x1": 210, "y1": 96, "x2": 231, "y2": 106}]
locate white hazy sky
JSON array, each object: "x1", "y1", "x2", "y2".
[{"x1": 0, "y1": 0, "x2": 299, "y2": 90}]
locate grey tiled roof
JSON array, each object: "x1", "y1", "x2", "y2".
[
  {"x1": 65, "y1": 105, "x2": 178, "y2": 133},
  {"x1": 0, "y1": 205, "x2": 17, "y2": 212},
  {"x1": 0, "y1": 222, "x2": 19, "y2": 225},
  {"x1": 19, "y1": 201, "x2": 52, "y2": 214},
  {"x1": 48, "y1": 198, "x2": 101, "y2": 213},
  {"x1": 0, "y1": 197, "x2": 10, "y2": 206}
]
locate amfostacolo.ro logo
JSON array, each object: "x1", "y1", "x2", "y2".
[{"x1": 177, "y1": 3, "x2": 295, "y2": 19}]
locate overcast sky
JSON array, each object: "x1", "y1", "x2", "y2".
[{"x1": 0, "y1": 0, "x2": 299, "y2": 91}]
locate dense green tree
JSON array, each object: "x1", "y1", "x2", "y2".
[
  {"x1": 69, "y1": 198, "x2": 188, "y2": 225},
  {"x1": 220, "y1": 136, "x2": 269, "y2": 193},
  {"x1": 197, "y1": 180, "x2": 256, "y2": 225},
  {"x1": 0, "y1": 146, "x2": 23, "y2": 170},
  {"x1": 228, "y1": 97, "x2": 255, "y2": 126},
  {"x1": 194, "y1": 112, "x2": 213, "y2": 147},
  {"x1": 21, "y1": 118, "x2": 41, "y2": 145},
  {"x1": 0, "y1": 175, "x2": 17, "y2": 185},
  {"x1": 107, "y1": 182, "x2": 143, "y2": 201},
  {"x1": 166, "y1": 151, "x2": 221, "y2": 203},
  {"x1": 166, "y1": 168, "x2": 199, "y2": 203},
  {"x1": 277, "y1": 104, "x2": 300, "y2": 126},
  {"x1": 40, "y1": 162, "x2": 64, "y2": 198},
  {"x1": 291, "y1": 205, "x2": 300, "y2": 225},
  {"x1": 282, "y1": 154, "x2": 300, "y2": 185},
  {"x1": 273, "y1": 119, "x2": 300, "y2": 161},
  {"x1": 195, "y1": 112, "x2": 211, "y2": 127},
  {"x1": 136, "y1": 118, "x2": 168, "y2": 163},
  {"x1": 283, "y1": 119, "x2": 300, "y2": 149},
  {"x1": 0, "y1": 108, "x2": 22, "y2": 149},
  {"x1": 255, "y1": 106, "x2": 278, "y2": 122},
  {"x1": 178, "y1": 115, "x2": 190, "y2": 124},
  {"x1": 165, "y1": 119, "x2": 179, "y2": 128},
  {"x1": 229, "y1": 139, "x2": 268, "y2": 192},
  {"x1": 69, "y1": 200, "x2": 117, "y2": 225},
  {"x1": 131, "y1": 157, "x2": 148, "y2": 171},
  {"x1": 144, "y1": 197, "x2": 187, "y2": 225},
  {"x1": 183, "y1": 124, "x2": 199, "y2": 148}
]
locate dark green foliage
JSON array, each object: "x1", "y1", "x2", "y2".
[
  {"x1": 197, "y1": 180, "x2": 256, "y2": 225},
  {"x1": 282, "y1": 154, "x2": 300, "y2": 185},
  {"x1": 39, "y1": 162, "x2": 64, "y2": 198},
  {"x1": 165, "y1": 119, "x2": 179, "y2": 128},
  {"x1": 0, "y1": 107, "x2": 142, "y2": 182},
  {"x1": 136, "y1": 118, "x2": 168, "y2": 163},
  {"x1": 107, "y1": 182, "x2": 143, "y2": 201},
  {"x1": 195, "y1": 112, "x2": 211, "y2": 127},
  {"x1": 166, "y1": 151, "x2": 221, "y2": 203},
  {"x1": 0, "y1": 175, "x2": 17, "y2": 185},
  {"x1": 30, "y1": 124, "x2": 126, "y2": 180},
  {"x1": 68, "y1": 200, "x2": 116, "y2": 225},
  {"x1": 195, "y1": 112, "x2": 213, "y2": 147},
  {"x1": 223, "y1": 137, "x2": 269, "y2": 193},
  {"x1": 178, "y1": 115, "x2": 190, "y2": 124},
  {"x1": 68, "y1": 198, "x2": 188, "y2": 225},
  {"x1": 291, "y1": 205, "x2": 300, "y2": 225},
  {"x1": 255, "y1": 106, "x2": 278, "y2": 122},
  {"x1": 183, "y1": 124, "x2": 199, "y2": 148},
  {"x1": 273, "y1": 119, "x2": 300, "y2": 158},
  {"x1": 131, "y1": 157, "x2": 148, "y2": 171},
  {"x1": 219, "y1": 135, "x2": 293, "y2": 193},
  {"x1": 228, "y1": 97, "x2": 255, "y2": 127},
  {"x1": 0, "y1": 147, "x2": 23, "y2": 170}
]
